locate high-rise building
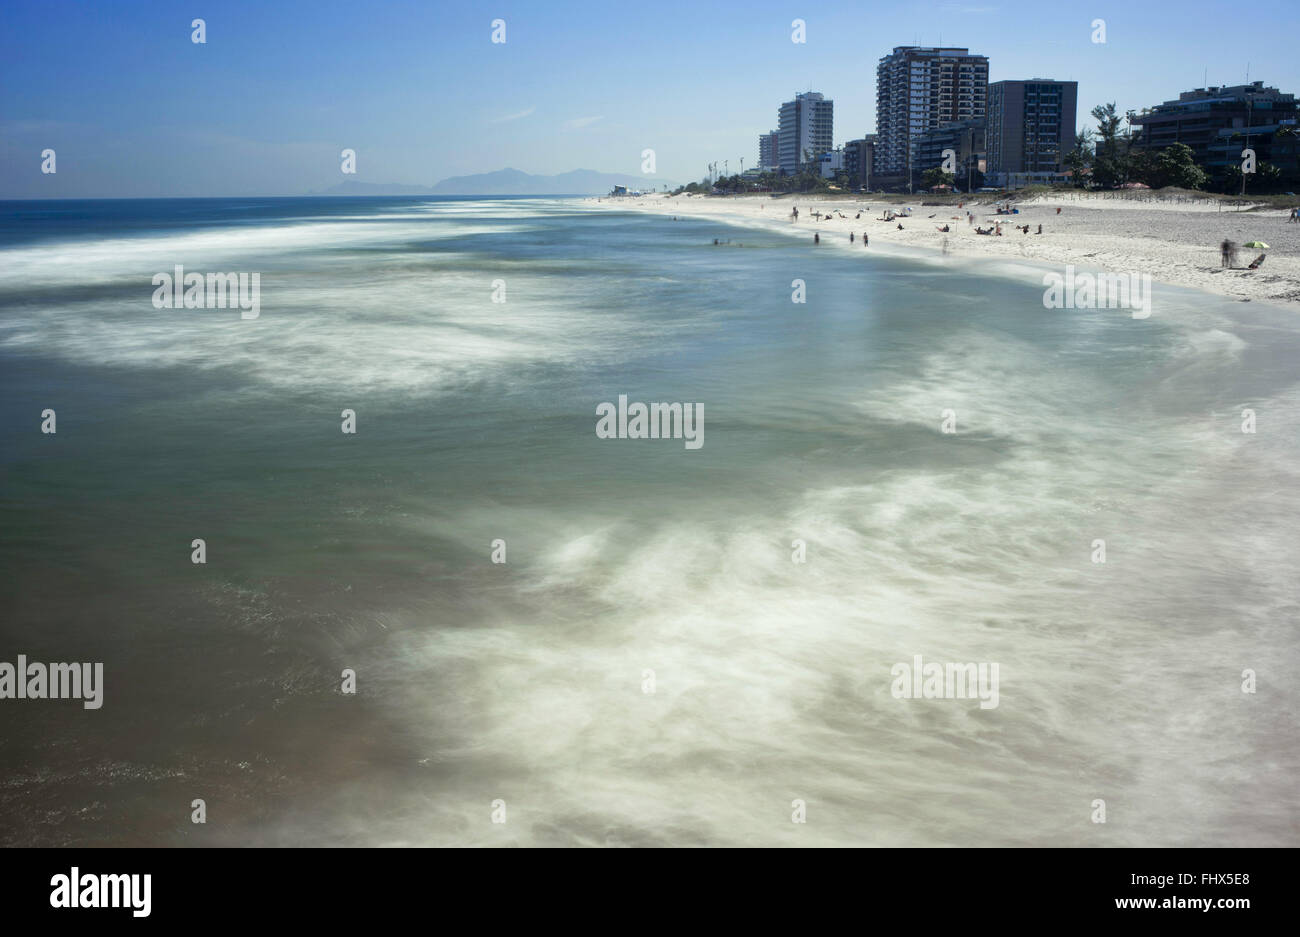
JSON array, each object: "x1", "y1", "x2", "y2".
[
  {"x1": 777, "y1": 92, "x2": 834, "y2": 175},
  {"x1": 986, "y1": 79, "x2": 1078, "y2": 185},
  {"x1": 875, "y1": 46, "x2": 989, "y2": 185},
  {"x1": 758, "y1": 131, "x2": 780, "y2": 170},
  {"x1": 1129, "y1": 82, "x2": 1298, "y2": 187}
]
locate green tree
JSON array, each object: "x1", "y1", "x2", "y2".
[
  {"x1": 921, "y1": 167, "x2": 956, "y2": 189},
  {"x1": 1148, "y1": 143, "x2": 1207, "y2": 190},
  {"x1": 1258, "y1": 162, "x2": 1283, "y2": 192},
  {"x1": 1223, "y1": 159, "x2": 1282, "y2": 195},
  {"x1": 1063, "y1": 128, "x2": 1093, "y2": 187},
  {"x1": 1090, "y1": 103, "x2": 1131, "y2": 187},
  {"x1": 1223, "y1": 164, "x2": 1243, "y2": 195}
]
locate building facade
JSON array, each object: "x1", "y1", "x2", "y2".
[
  {"x1": 758, "y1": 131, "x2": 780, "y2": 170},
  {"x1": 1129, "y1": 82, "x2": 1298, "y2": 187},
  {"x1": 778, "y1": 92, "x2": 834, "y2": 175},
  {"x1": 875, "y1": 46, "x2": 989, "y2": 186},
  {"x1": 912, "y1": 119, "x2": 985, "y2": 188},
  {"x1": 986, "y1": 79, "x2": 1078, "y2": 186},
  {"x1": 819, "y1": 147, "x2": 845, "y2": 179},
  {"x1": 843, "y1": 135, "x2": 877, "y2": 190}
]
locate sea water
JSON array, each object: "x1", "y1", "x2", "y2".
[{"x1": 0, "y1": 196, "x2": 1296, "y2": 846}]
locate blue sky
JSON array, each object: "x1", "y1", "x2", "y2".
[{"x1": 2, "y1": 0, "x2": 1297, "y2": 197}]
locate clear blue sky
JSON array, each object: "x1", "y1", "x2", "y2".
[{"x1": 2, "y1": 0, "x2": 1296, "y2": 197}]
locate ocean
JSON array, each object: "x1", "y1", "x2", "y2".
[{"x1": 0, "y1": 195, "x2": 1296, "y2": 846}]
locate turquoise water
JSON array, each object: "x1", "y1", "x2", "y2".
[{"x1": 1, "y1": 196, "x2": 1296, "y2": 846}]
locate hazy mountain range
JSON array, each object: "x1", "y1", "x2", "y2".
[{"x1": 312, "y1": 168, "x2": 676, "y2": 197}]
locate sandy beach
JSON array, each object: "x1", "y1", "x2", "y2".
[{"x1": 598, "y1": 191, "x2": 1300, "y2": 307}]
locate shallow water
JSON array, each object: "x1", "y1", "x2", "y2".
[{"x1": 1, "y1": 196, "x2": 1296, "y2": 846}]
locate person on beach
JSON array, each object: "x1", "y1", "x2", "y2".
[
  {"x1": 936, "y1": 225, "x2": 950, "y2": 232},
  {"x1": 1036, "y1": 225, "x2": 1042, "y2": 234},
  {"x1": 1056, "y1": 206, "x2": 1062, "y2": 215},
  {"x1": 897, "y1": 223, "x2": 904, "y2": 230},
  {"x1": 1221, "y1": 239, "x2": 1237, "y2": 267},
  {"x1": 814, "y1": 232, "x2": 819, "y2": 244},
  {"x1": 850, "y1": 232, "x2": 855, "y2": 242},
  {"x1": 864, "y1": 234, "x2": 869, "y2": 246}
]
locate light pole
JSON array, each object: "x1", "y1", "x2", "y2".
[
  {"x1": 907, "y1": 134, "x2": 913, "y2": 194},
  {"x1": 1241, "y1": 93, "x2": 1255, "y2": 198}
]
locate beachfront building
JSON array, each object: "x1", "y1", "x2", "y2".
[
  {"x1": 819, "y1": 147, "x2": 845, "y2": 180},
  {"x1": 1129, "y1": 82, "x2": 1298, "y2": 188},
  {"x1": 758, "y1": 131, "x2": 780, "y2": 170},
  {"x1": 843, "y1": 135, "x2": 877, "y2": 190},
  {"x1": 985, "y1": 79, "x2": 1078, "y2": 188},
  {"x1": 777, "y1": 92, "x2": 834, "y2": 176},
  {"x1": 911, "y1": 119, "x2": 985, "y2": 190},
  {"x1": 875, "y1": 46, "x2": 989, "y2": 190}
]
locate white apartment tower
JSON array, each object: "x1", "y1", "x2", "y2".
[
  {"x1": 875, "y1": 46, "x2": 989, "y2": 180},
  {"x1": 777, "y1": 92, "x2": 834, "y2": 175}
]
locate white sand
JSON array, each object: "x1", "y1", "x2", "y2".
[{"x1": 596, "y1": 191, "x2": 1300, "y2": 306}]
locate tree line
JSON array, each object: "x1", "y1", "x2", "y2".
[{"x1": 1064, "y1": 103, "x2": 1300, "y2": 193}]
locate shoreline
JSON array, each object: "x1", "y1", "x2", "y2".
[{"x1": 591, "y1": 192, "x2": 1300, "y2": 307}]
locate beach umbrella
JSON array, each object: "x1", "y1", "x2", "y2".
[{"x1": 1243, "y1": 241, "x2": 1270, "y2": 249}]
